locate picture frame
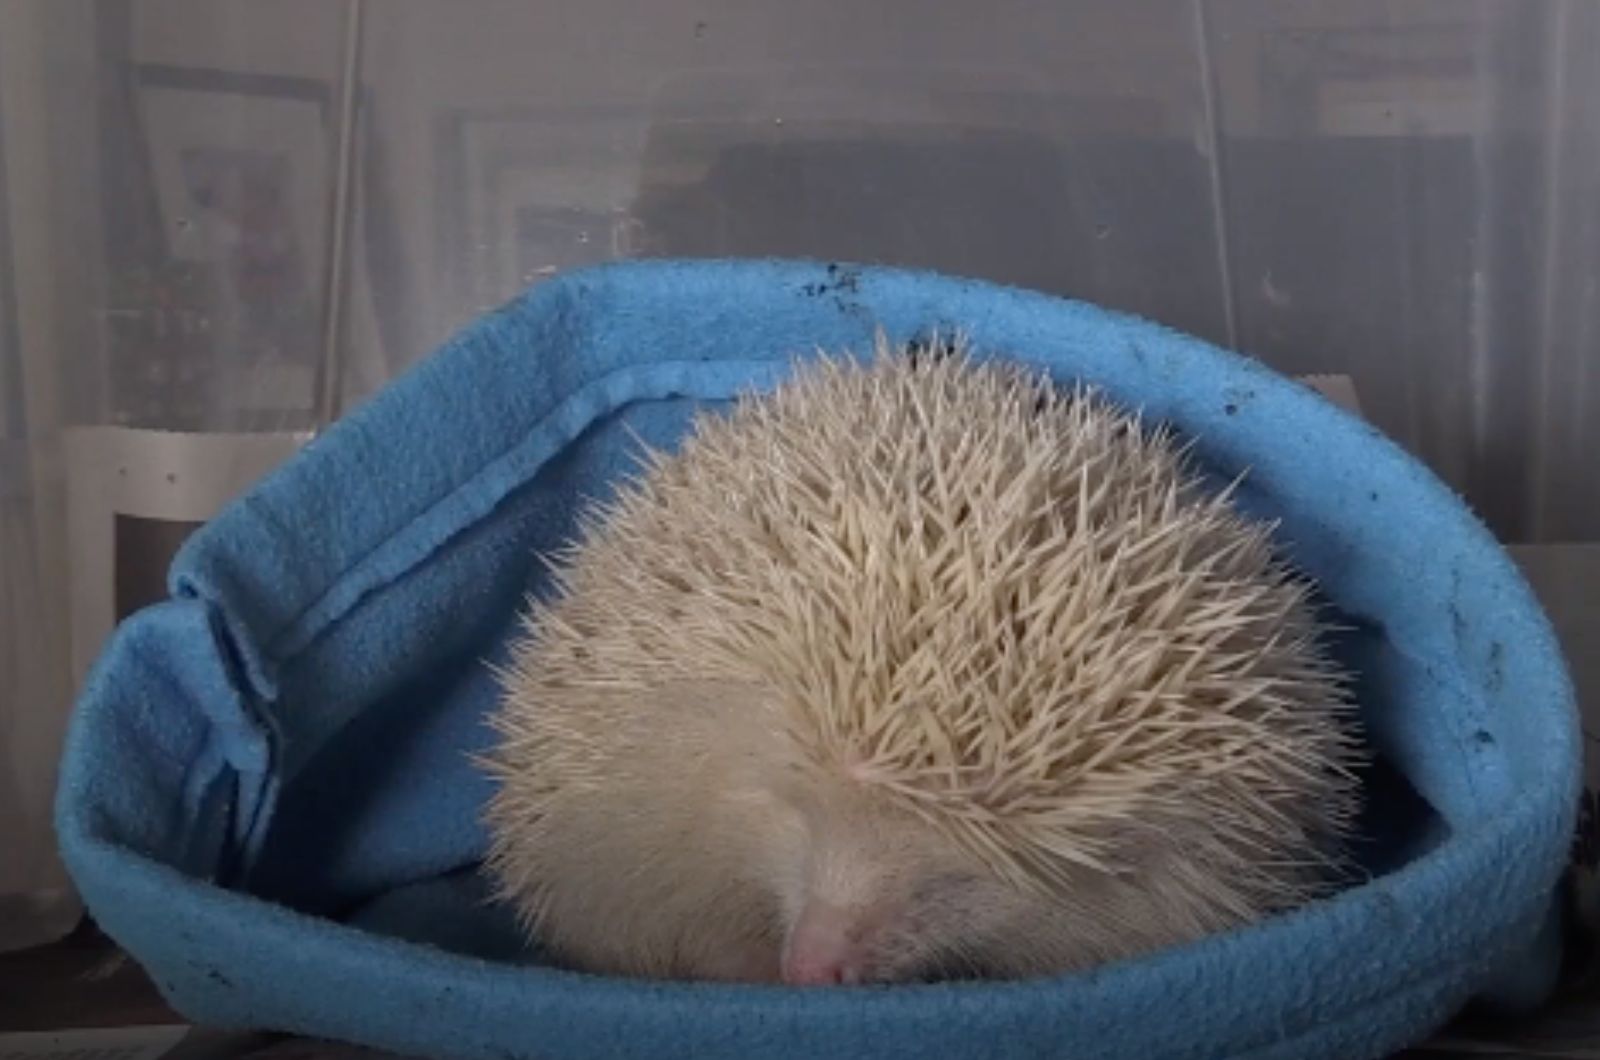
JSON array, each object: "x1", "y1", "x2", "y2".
[
  {"x1": 434, "y1": 106, "x2": 648, "y2": 313},
  {"x1": 106, "y1": 63, "x2": 334, "y2": 430},
  {"x1": 133, "y1": 63, "x2": 331, "y2": 268}
]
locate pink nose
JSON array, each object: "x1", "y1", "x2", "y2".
[
  {"x1": 783, "y1": 947, "x2": 862, "y2": 986},
  {"x1": 781, "y1": 900, "x2": 867, "y2": 986}
]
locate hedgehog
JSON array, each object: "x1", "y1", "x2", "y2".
[{"x1": 480, "y1": 336, "x2": 1363, "y2": 987}]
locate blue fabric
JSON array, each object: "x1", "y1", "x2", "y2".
[{"x1": 55, "y1": 259, "x2": 1582, "y2": 1060}]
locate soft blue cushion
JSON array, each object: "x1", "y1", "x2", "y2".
[{"x1": 55, "y1": 259, "x2": 1582, "y2": 1060}]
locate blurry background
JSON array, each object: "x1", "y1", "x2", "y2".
[{"x1": 2, "y1": 0, "x2": 1597, "y2": 951}]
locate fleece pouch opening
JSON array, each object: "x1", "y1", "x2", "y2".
[{"x1": 57, "y1": 260, "x2": 1581, "y2": 1060}]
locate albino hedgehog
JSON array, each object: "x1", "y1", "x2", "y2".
[{"x1": 481, "y1": 338, "x2": 1362, "y2": 987}]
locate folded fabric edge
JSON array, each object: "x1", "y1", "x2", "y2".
[{"x1": 53, "y1": 694, "x2": 1575, "y2": 1032}]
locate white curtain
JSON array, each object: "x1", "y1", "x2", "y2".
[{"x1": 0, "y1": 2, "x2": 82, "y2": 951}]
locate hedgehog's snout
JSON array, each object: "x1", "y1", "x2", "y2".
[
  {"x1": 780, "y1": 898, "x2": 872, "y2": 985},
  {"x1": 769, "y1": 790, "x2": 1017, "y2": 985}
]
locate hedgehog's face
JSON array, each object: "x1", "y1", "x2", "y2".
[{"x1": 765, "y1": 780, "x2": 1055, "y2": 986}]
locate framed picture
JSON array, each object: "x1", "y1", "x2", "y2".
[
  {"x1": 135, "y1": 64, "x2": 330, "y2": 269},
  {"x1": 435, "y1": 107, "x2": 648, "y2": 313},
  {"x1": 107, "y1": 64, "x2": 333, "y2": 430},
  {"x1": 1254, "y1": 21, "x2": 1477, "y2": 137}
]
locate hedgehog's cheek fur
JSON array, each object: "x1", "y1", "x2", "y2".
[
  {"x1": 773, "y1": 858, "x2": 1058, "y2": 985},
  {"x1": 769, "y1": 790, "x2": 1219, "y2": 985}
]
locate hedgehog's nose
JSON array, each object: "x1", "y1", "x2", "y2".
[
  {"x1": 783, "y1": 959, "x2": 853, "y2": 986},
  {"x1": 781, "y1": 900, "x2": 867, "y2": 986}
]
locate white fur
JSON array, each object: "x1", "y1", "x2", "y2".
[{"x1": 480, "y1": 341, "x2": 1362, "y2": 984}]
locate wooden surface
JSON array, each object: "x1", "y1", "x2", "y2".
[{"x1": 0, "y1": 921, "x2": 173, "y2": 1032}]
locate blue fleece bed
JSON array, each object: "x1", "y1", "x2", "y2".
[{"x1": 55, "y1": 260, "x2": 1581, "y2": 1059}]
